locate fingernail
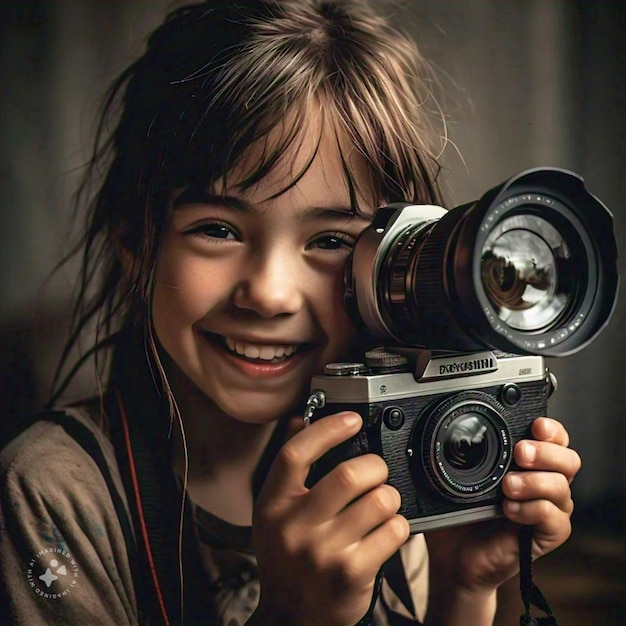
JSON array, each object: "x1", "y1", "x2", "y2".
[
  {"x1": 522, "y1": 442, "x2": 536, "y2": 463},
  {"x1": 541, "y1": 417, "x2": 553, "y2": 437},
  {"x1": 508, "y1": 474, "x2": 522, "y2": 493},
  {"x1": 342, "y1": 412, "x2": 361, "y2": 428}
]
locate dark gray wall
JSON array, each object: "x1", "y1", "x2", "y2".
[{"x1": 1, "y1": 1, "x2": 624, "y2": 507}]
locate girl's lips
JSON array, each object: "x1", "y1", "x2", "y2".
[{"x1": 200, "y1": 330, "x2": 313, "y2": 377}]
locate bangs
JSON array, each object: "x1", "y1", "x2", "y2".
[
  {"x1": 207, "y1": 98, "x2": 375, "y2": 217},
  {"x1": 168, "y1": 81, "x2": 441, "y2": 218},
  {"x1": 143, "y1": 0, "x2": 443, "y2": 211}
]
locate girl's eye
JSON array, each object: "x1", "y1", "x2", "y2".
[
  {"x1": 186, "y1": 222, "x2": 240, "y2": 241},
  {"x1": 307, "y1": 232, "x2": 355, "y2": 252}
]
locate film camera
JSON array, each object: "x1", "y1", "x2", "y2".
[{"x1": 306, "y1": 168, "x2": 618, "y2": 533}]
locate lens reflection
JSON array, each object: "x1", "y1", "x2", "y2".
[
  {"x1": 481, "y1": 215, "x2": 572, "y2": 331},
  {"x1": 443, "y1": 414, "x2": 489, "y2": 470}
]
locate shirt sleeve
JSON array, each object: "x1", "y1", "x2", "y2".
[{"x1": 0, "y1": 420, "x2": 139, "y2": 626}]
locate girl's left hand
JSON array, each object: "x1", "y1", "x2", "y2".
[{"x1": 424, "y1": 417, "x2": 581, "y2": 621}]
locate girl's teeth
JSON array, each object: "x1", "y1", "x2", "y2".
[
  {"x1": 259, "y1": 345, "x2": 277, "y2": 360},
  {"x1": 244, "y1": 345, "x2": 260, "y2": 359},
  {"x1": 222, "y1": 337, "x2": 299, "y2": 360}
]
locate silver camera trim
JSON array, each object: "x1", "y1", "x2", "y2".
[
  {"x1": 408, "y1": 504, "x2": 501, "y2": 533},
  {"x1": 310, "y1": 354, "x2": 545, "y2": 403},
  {"x1": 351, "y1": 203, "x2": 447, "y2": 342}
]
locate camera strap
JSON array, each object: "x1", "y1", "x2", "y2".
[
  {"x1": 354, "y1": 525, "x2": 561, "y2": 626},
  {"x1": 354, "y1": 568, "x2": 385, "y2": 626},
  {"x1": 353, "y1": 553, "x2": 421, "y2": 626},
  {"x1": 519, "y1": 525, "x2": 559, "y2": 625}
]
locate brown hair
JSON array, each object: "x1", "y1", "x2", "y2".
[{"x1": 52, "y1": 0, "x2": 446, "y2": 400}]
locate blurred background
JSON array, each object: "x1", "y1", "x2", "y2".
[{"x1": 1, "y1": 1, "x2": 624, "y2": 623}]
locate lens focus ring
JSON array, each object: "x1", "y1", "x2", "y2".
[{"x1": 419, "y1": 391, "x2": 512, "y2": 500}]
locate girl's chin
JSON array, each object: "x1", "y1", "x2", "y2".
[
  {"x1": 201, "y1": 384, "x2": 306, "y2": 426},
  {"x1": 219, "y1": 399, "x2": 303, "y2": 426}
]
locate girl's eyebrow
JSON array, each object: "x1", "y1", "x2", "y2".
[
  {"x1": 300, "y1": 206, "x2": 362, "y2": 222},
  {"x1": 172, "y1": 188, "x2": 363, "y2": 222},
  {"x1": 172, "y1": 188, "x2": 249, "y2": 212}
]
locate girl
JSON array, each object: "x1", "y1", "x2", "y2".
[{"x1": 0, "y1": 1, "x2": 581, "y2": 625}]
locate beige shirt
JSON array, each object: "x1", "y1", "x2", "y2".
[{"x1": 0, "y1": 410, "x2": 428, "y2": 625}]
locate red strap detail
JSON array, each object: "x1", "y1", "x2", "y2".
[{"x1": 116, "y1": 389, "x2": 171, "y2": 626}]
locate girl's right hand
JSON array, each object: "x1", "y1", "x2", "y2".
[{"x1": 250, "y1": 411, "x2": 409, "y2": 626}]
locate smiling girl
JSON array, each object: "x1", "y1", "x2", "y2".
[{"x1": 0, "y1": 2, "x2": 580, "y2": 625}]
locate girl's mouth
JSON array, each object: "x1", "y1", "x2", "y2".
[{"x1": 202, "y1": 331, "x2": 311, "y2": 364}]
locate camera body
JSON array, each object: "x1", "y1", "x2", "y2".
[
  {"x1": 307, "y1": 350, "x2": 554, "y2": 533},
  {"x1": 305, "y1": 168, "x2": 616, "y2": 533}
]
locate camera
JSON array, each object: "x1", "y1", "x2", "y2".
[{"x1": 306, "y1": 167, "x2": 618, "y2": 533}]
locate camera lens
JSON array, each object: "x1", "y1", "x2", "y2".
[
  {"x1": 349, "y1": 168, "x2": 618, "y2": 356},
  {"x1": 417, "y1": 392, "x2": 512, "y2": 499},
  {"x1": 442, "y1": 413, "x2": 491, "y2": 470},
  {"x1": 480, "y1": 215, "x2": 573, "y2": 332}
]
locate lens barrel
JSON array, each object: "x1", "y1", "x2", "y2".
[
  {"x1": 350, "y1": 168, "x2": 618, "y2": 356},
  {"x1": 418, "y1": 392, "x2": 512, "y2": 499}
]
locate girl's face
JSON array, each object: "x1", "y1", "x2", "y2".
[{"x1": 151, "y1": 126, "x2": 374, "y2": 424}]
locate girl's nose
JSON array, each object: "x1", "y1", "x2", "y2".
[{"x1": 233, "y1": 252, "x2": 305, "y2": 318}]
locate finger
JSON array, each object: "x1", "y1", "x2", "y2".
[
  {"x1": 330, "y1": 483, "x2": 402, "y2": 544},
  {"x1": 300, "y1": 514, "x2": 409, "y2": 599},
  {"x1": 502, "y1": 471, "x2": 573, "y2": 514},
  {"x1": 260, "y1": 411, "x2": 363, "y2": 501},
  {"x1": 502, "y1": 498, "x2": 572, "y2": 549},
  {"x1": 305, "y1": 453, "x2": 389, "y2": 520},
  {"x1": 514, "y1": 440, "x2": 581, "y2": 483},
  {"x1": 353, "y1": 514, "x2": 410, "y2": 579},
  {"x1": 531, "y1": 417, "x2": 569, "y2": 446}
]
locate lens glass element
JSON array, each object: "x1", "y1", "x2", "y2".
[
  {"x1": 420, "y1": 396, "x2": 512, "y2": 499},
  {"x1": 481, "y1": 214, "x2": 573, "y2": 331},
  {"x1": 443, "y1": 413, "x2": 490, "y2": 470}
]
